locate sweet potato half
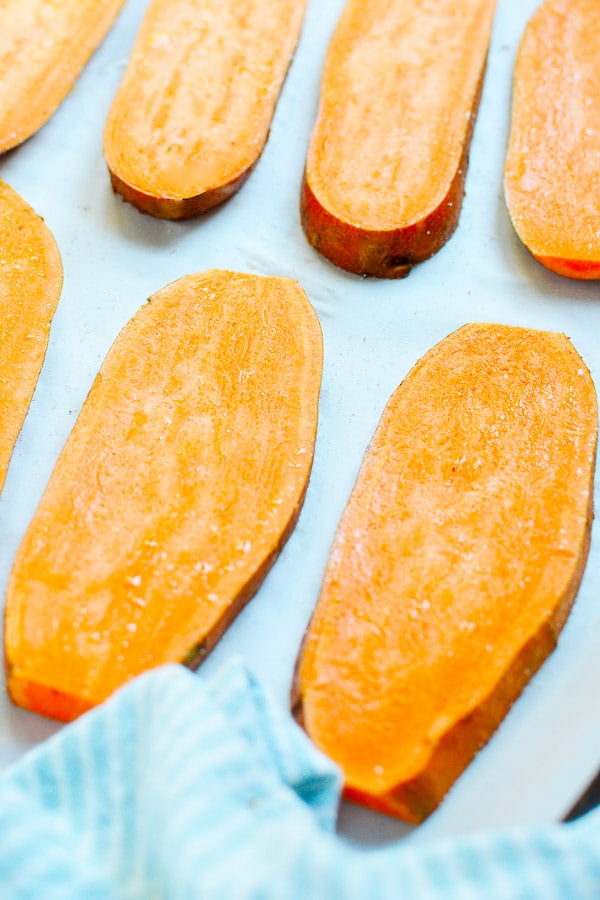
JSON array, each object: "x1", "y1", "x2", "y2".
[
  {"x1": 504, "y1": 0, "x2": 600, "y2": 278},
  {"x1": 103, "y1": 0, "x2": 308, "y2": 219},
  {"x1": 293, "y1": 323, "x2": 597, "y2": 823},
  {"x1": 0, "y1": 0, "x2": 126, "y2": 154},
  {"x1": 0, "y1": 179, "x2": 63, "y2": 495},
  {"x1": 4, "y1": 270, "x2": 323, "y2": 722},
  {"x1": 300, "y1": 0, "x2": 497, "y2": 278}
]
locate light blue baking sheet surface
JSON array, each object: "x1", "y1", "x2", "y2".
[{"x1": 1, "y1": 0, "x2": 599, "y2": 848}]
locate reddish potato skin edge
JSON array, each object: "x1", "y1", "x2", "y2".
[
  {"x1": 534, "y1": 255, "x2": 600, "y2": 280},
  {"x1": 108, "y1": 165, "x2": 255, "y2": 220},
  {"x1": 291, "y1": 454, "x2": 595, "y2": 824},
  {"x1": 300, "y1": 166, "x2": 463, "y2": 278},
  {"x1": 300, "y1": 65, "x2": 488, "y2": 279}
]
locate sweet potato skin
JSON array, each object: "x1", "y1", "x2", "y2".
[
  {"x1": 4, "y1": 270, "x2": 323, "y2": 722},
  {"x1": 301, "y1": 138, "x2": 471, "y2": 280},
  {"x1": 104, "y1": 0, "x2": 308, "y2": 219},
  {"x1": 108, "y1": 167, "x2": 253, "y2": 222},
  {"x1": 0, "y1": 0, "x2": 126, "y2": 154},
  {"x1": 0, "y1": 179, "x2": 63, "y2": 495},
  {"x1": 301, "y1": 0, "x2": 497, "y2": 278},
  {"x1": 504, "y1": 0, "x2": 600, "y2": 278},
  {"x1": 292, "y1": 323, "x2": 597, "y2": 823}
]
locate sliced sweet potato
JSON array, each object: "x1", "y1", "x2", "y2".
[
  {"x1": 0, "y1": 0, "x2": 126, "y2": 154},
  {"x1": 103, "y1": 0, "x2": 308, "y2": 219},
  {"x1": 0, "y1": 179, "x2": 63, "y2": 495},
  {"x1": 504, "y1": 0, "x2": 600, "y2": 278},
  {"x1": 300, "y1": 0, "x2": 497, "y2": 278},
  {"x1": 4, "y1": 270, "x2": 323, "y2": 722},
  {"x1": 293, "y1": 323, "x2": 597, "y2": 823}
]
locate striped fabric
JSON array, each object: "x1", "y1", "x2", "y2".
[{"x1": 1, "y1": 659, "x2": 600, "y2": 898}]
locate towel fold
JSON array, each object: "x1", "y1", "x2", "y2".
[{"x1": 1, "y1": 659, "x2": 599, "y2": 899}]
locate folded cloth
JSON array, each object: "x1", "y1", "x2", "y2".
[{"x1": 1, "y1": 659, "x2": 599, "y2": 899}]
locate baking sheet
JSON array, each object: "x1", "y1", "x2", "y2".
[{"x1": 1, "y1": 0, "x2": 599, "y2": 848}]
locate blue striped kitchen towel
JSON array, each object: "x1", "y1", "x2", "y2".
[{"x1": 1, "y1": 657, "x2": 600, "y2": 899}]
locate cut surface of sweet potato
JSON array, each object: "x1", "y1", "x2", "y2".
[
  {"x1": 504, "y1": 0, "x2": 600, "y2": 278},
  {"x1": 0, "y1": 179, "x2": 63, "y2": 495},
  {"x1": 293, "y1": 323, "x2": 597, "y2": 823},
  {"x1": 103, "y1": 0, "x2": 308, "y2": 219},
  {"x1": 0, "y1": 0, "x2": 126, "y2": 154},
  {"x1": 4, "y1": 270, "x2": 323, "y2": 722},
  {"x1": 300, "y1": 0, "x2": 497, "y2": 278}
]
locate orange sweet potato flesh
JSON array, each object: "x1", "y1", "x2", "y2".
[
  {"x1": 300, "y1": 0, "x2": 497, "y2": 278},
  {"x1": 4, "y1": 270, "x2": 323, "y2": 722},
  {"x1": 293, "y1": 323, "x2": 597, "y2": 823},
  {"x1": 0, "y1": 179, "x2": 63, "y2": 495},
  {"x1": 103, "y1": 0, "x2": 308, "y2": 219},
  {"x1": 0, "y1": 0, "x2": 126, "y2": 154},
  {"x1": 504, "y1": 0, "x2": 600, "y2": 278}
]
